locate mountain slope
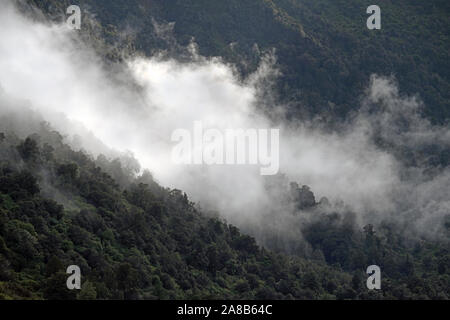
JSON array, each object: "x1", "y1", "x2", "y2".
[
  {"x1": 1, "y1": 120, "x2": 357, "y2": 300},
  {"x1": 26, "y1": 0, "x2": 450, "y2": 123},
  {"x1": 0, "y1": 108, "x2": 448, "y2": 300},
  {"x1": 1, "y1": 0, "x2": 448, "y2": 300}
]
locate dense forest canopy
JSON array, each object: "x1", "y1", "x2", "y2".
[
  {"x1": 0, "y1": 0, "x2": 448, "y2": 300},
  {"x1": 0, "y1": 111, "x2": 448, "y2": 299},
  {"x1": 25, "y1": 0, "x2": 450, "y2": 123}
]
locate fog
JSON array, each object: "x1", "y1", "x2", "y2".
[{"x1": 0, "y1": 1, "x2": 448, "y2": 244}]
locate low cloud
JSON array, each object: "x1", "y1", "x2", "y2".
[{"x1": 0, "y1": 2, "x2": 448, "y2": 247}]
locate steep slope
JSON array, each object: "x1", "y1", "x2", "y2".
[
  {"x1": 2, "y1": 0, "x2": 448, "y2": 300},
  {"x1": 0, "y1": 119, "x2": 357, "y2": 300},
  {"x1": 0, "y1": 108, "x2": 448, "y2": 300},
  {"x1": 25, "y1": 0, "x2": 450, "y2": 123}
]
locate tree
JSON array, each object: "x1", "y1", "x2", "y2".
[
  {"x1": 77, "y1": 280, "x2": 97, "y2": 300},
  {"x1": 17, "y1": 137, "x2": 39, "y2": 162},
  {"x1": 46, "y1": 256, "x2": 64, "y2": 276},
  {"x1": 57, "y1": 163, "x2": 79, "y2": 181},
  {"x1": 43, "y1": 272, "x2": 77, "y2": 300}
]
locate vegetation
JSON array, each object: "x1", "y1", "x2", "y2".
[
  {"x1": 1, "y1": 0, "x2": 447, "y2": 300},
  {"x1": 0, "y1": 121, "x2": 448, "y2": 300},
  {"x1": 25, "y1": 0, "x2": 450, "y2": 123}
]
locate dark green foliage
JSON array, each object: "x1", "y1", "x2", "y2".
[
  {"x1": 0, "y1": 129, "x2": 353, "y2": 299},
  {"x1": 17, "y1": 138, "x2": 40, "y2": 163},
  {"x1": 2, "y1": 0, "x2": 448, "y2": 300},
  {"x1": 25, "y1": 0, "x2": 450, "y2": 124},
  {"x1": 0, "y1": 127, "x2": 448, "y2": 300}
]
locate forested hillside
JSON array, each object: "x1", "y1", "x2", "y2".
[
  {"x1": 25, "y1": 0, "x2": 450, "y2": 123},
  {"x1": 0, "y1": 0, "x2": 448, "y2": 300},
  {"x1": 0, "y1": 115, "x2": 448, "y2": 299},
  {"x1": 0, "y1": 119, "x2": 349, "y2": 300}
]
